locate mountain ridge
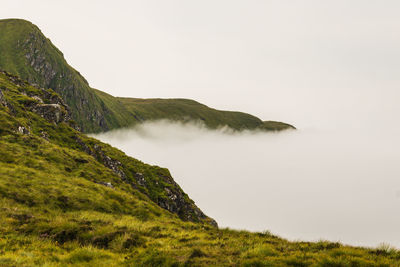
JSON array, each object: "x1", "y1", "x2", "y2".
[{"x1": 0, "y1": 18, "x2": 294, "y2": 133}]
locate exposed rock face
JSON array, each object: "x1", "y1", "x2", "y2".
[
  {"x1": 157, "y1": 174, "x2": 218, "y2": 226},
  {"x1": 26, "y1": 89, "x2": 71, "y2": 124},
  {"x1": 93, "y1": 144, "x2": 127, "y2": 180},
  {"x1": 134, "y1": 172, "x2": 146, "y2": 186},
  {"x1": 0, "y1": 70, "x2": 80, "y2": 133},
  {"x1": 1, "y1": 70, "x2": 66, "y2": 119},
  {"x1": 73, "y1": 137, "x2": 127, "y2": 180},
  {"x1": 1, "y1": 70, "x2": 25, "y2": 87},
  {"x1": 74, "y1": 136, "x2": 94, "y2": 155},
  {"x1": 0, "y1": 70, "x2": 69, "y2": 125},
  {"x1": 32, "y1": 104, "x2": 69, "y2": 124},
  {"x1": 24, "y1": 33, "x2": 58, "y2": 84},
  {"x1": 17, "y1": 26, "x2": 111, "y2": 132},
  {"x1": 0, "y1": 89, "x2": 6, "y2": 106}
]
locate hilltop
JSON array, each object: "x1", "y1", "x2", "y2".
[{"x1": 0, "y1": 18, "x2": 294, "y2": 133}]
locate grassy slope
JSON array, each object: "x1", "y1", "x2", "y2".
[
  {"x1": 118, "y1": 97, "x2": 266, "y2": 129},
  {"x1": 0, "y1": 19, "x2": 120, "y2": 132},
  {"x1": 0, "y1": 18, "x2": 294, "y2": 133},
  {"x1": 0, "y1": 73, "x2": 399, "y2": 266},
  {"x1": 97, "y1": 91, "x2": 295, "y2": 131}
]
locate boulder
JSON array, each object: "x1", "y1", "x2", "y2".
[
  {"x1": 32, "y1": 103, "x2": 69, "y2": 124},
  {"x1": 17, "y1": 126, "x2": 30, "y2": 135}
]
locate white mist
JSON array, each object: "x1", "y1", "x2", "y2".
[{"x1": 93, "y1": 121, "x2": 400, "y2": 248}]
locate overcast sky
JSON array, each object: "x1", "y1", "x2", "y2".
[{"x1": 1, "y1": 0, "x2": 400, "y2": 130}]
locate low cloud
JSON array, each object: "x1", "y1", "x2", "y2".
[{"x1": 93, "y1": 121, "x2": 400, "y2": 248}]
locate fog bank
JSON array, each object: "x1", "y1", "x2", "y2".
[{"x1": 93, "y1": 121, "x2": 400, "y2": 248}]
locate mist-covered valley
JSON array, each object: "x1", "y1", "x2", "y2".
[{"x1": 93, "y1": 120, "x2": 400, "y2": 248}]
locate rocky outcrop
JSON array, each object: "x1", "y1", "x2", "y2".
[
  {"x1": 0, "y1": 89, "x2": 6, "y2": 106},
  {"x1": 0, "y1": 70, "x2": 66, "y2": 125},
  {"x1": 93, "y1": 144, "x2": 127, "y2": 180},
  {"x1": 157, "y1": 174, "x2": 218, "y2": 226},
  {"x1": 31, "y1": 103, "x2": 69, "y2": 124},
  {"x1": 1, "y1": 70, "x2": 25, "y2": 87},
  {"x1": 74, "y1": 136, "x2": 127, "y2": 180},
  {"x1": 17, "y1": 125, "x2": 30, "y2": 135},
  {"x1": 0, "y1": 70, "x2": 81, "y2": 134},
  {"x1": 95, "y1": 181, "x2": 114, "y2": 189},
  {"x1": 134, "y1": 172, "x2": 146, "y2": 186},
  {"x1": 23, "y1": 32, "x2": 58, "y2": 85},
  {"x1": 0, "y1": 70, "x2": 71, "y2": 125},
  {"x1": 18, "y1": 28, "x2": 111, "y2": 132}
]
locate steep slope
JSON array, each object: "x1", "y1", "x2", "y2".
[
  {"x1": 0, "y1": 19, "x2": 123, "y2": 132},
  {"x1": 0, "y1": 70, "x2": 215, "y2": 226},
  {"x1": 0, "y1": 18, "x2": 294, "y2": 133},
  {"x1": 0, "y1": 70, "x2": 399, "y2": 266}
]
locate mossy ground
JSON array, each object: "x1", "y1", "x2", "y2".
[{"x1": 2, "y1": 209, "x2": 399, "y2": 267}]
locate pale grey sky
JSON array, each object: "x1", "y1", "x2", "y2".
[{"x1": 2, "y1": 0, "x2": 400, "y2": 129}]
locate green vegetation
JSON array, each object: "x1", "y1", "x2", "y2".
[
  {"x1": 0, "y1": 69, "x2": 399, "y2": 266},
  {"x1": 0, "y1": 18, "x2": 115, "y2": 132},
  {"x1": 0, "y1": 18, "x2": 294, "y2": 133},
  {"x1": 114, "y1": 97, "x2": 294, "y2": 131}
]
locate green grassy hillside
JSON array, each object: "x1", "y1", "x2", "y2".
[
  {"x1": 115, "y1": 97, "x2": 295, "y2": 131},
  {"x1": 0, "y1": 18, "x2": 294, "y2": 133},
  {"x1": 95, "y1": 89, "x2": 294, "y2": 131},
  {"x1": 0, "y1": 69, "x2": 215, "y2": 224},
  {"x1": 0, "y1": 70, "x2": 399, "y2": 266},
  {"x1": 0, "y1": 19, "x2": 123, "y2": 132}
]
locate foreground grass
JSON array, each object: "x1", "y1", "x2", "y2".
[{"x1": 1, "y1": 203, "x2": 399, "y2": 266}]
